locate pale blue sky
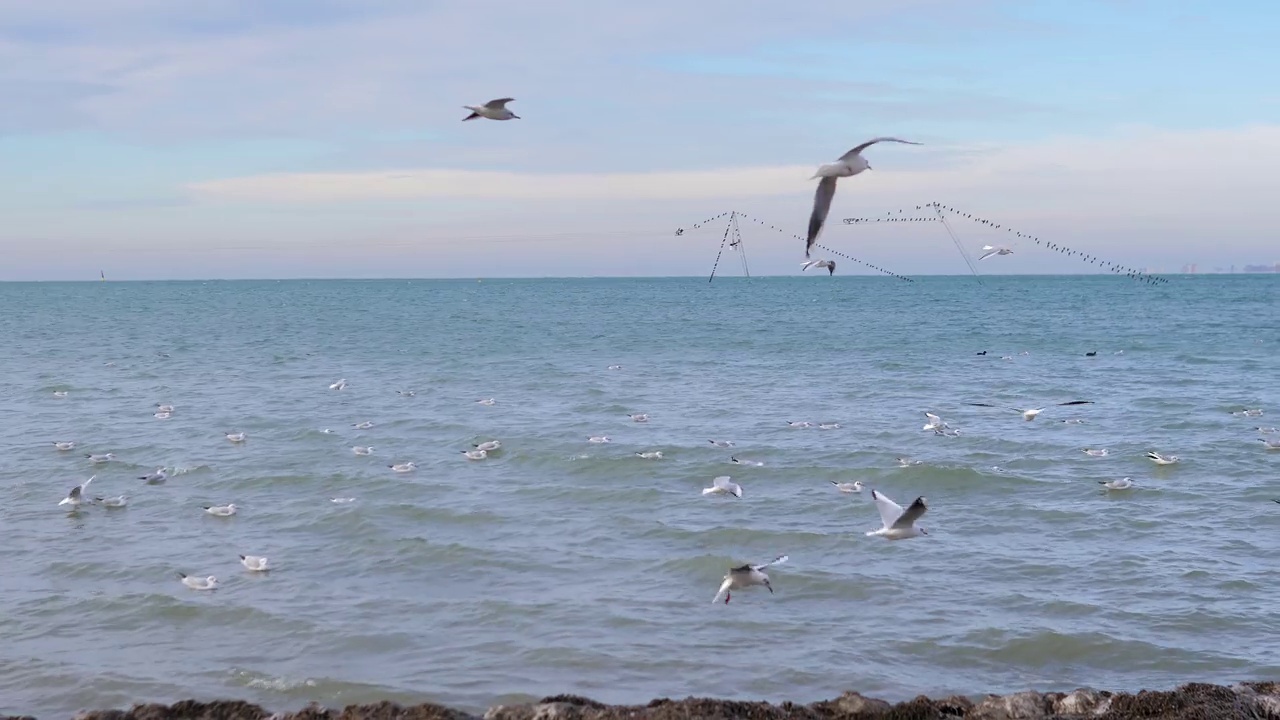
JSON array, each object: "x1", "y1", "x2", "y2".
[{"x1": 1, "y1": 0, "x2": 1277, "y2": 280}]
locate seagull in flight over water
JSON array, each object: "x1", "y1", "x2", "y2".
[
  {"x1": 978, "y1": 245, "x2": 1014, "y2": 261},
  {"x1": 462, "y1": 98, "x2": 519, "y2": 121},
  {"x1": 967, "y1": 400, "x2": 1094, "y2": 421},
  {"x1": 805, "y1": 137, "x2": 922, "y2": 258},
  {"x1": 866, "y1": 489, "x2": 928, "y2": 540},
  {"x1": 712, "y1": 555, "x2": 789, "y2": 604},
  {"x1": 801, "y1": 259, "x2": 837, "y2": 275}
]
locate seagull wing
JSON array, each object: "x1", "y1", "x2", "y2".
[
  {"x1": 977, "y1": 250, "x2": 998, "y2": 261},
  {"x1": 801, "y1": 260, "x2": 819, "y2": 271},
  {"x1": 838, "y1": 137, "x2": 922, "y2": 160},
  {"x1": 871, "y1": 489, "x2": 905, "y2": 529},
  {"x1": 81, "y1": 475, "x2": 96, "y2": 493},
  {"x1": 484, "y1": 98, "x2": 515, "y2": 108},
  {"x1": 712, "y1": 475, "x2": 733, "y2": 490},
  {"x1": 752, "y1": 555, "x2": 789, "y2": 570},
  {"x1": 1055, "y1": 400, "x2": 1095, "y2": 406},
  {"x1": 891, "y1": 496, "x2": 928, "y2": 529},
  {"x1": 806, "y1": 176, "x2": 838, "y2": 258},
  {"x1": 712, "y1": 575, "x2": 733, "y2": 603},
  {"x1": 925, "y1": 412, "x2": 942, "y2": 424}
]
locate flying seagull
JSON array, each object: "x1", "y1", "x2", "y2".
[
  {"x1": 978, "y1": 245, "x2": 1014, "y2": 261},
  {"x1": 866, "y1": 489, "x2": 928, "y2": 540},
  {"x1": 967, "y1": 400, "x2": 1094, "y2": 421},
  {"x1": 804, "y1": 137, "x2": 922, "y2": 258},
  {"x1": 462, "y1": 98, "x2": 519, "y2": 121},
  {"x1": 58, "y1": 475, "x2": 97, "y2": 508},
  {"x1": 712, "y1": 555, "x2": 789, "y2": 604},
  {"x1": 801, "y1": 259, "x2": 837, "y2": 275}
]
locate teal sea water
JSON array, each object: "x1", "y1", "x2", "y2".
[{"x1": 2, "y1": 275, "x2": 1278, "y2": 718}]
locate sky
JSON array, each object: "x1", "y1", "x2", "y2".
[{"x1": 1, "y1": 0, "x2": 1278, "y2": 280}]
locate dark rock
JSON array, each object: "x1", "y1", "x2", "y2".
[{"x1": 1051, "y1": 689, "x2": 1108, "y2": 716}]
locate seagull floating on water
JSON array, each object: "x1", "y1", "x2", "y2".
[
  {"x1": 154, "y1": 411, "x2": 171, "y2": 419},
  {"x1": 397, "y1": 390, "x2": 416, "y2": 397},
  {"x1": 713, "y1": 555, "x2": 788, "y2": 604},
  {"x1": 1146, "y1": 451, "x2": 1179, "y2": 465},
  {"x1": 1232, "y1": 408, "x2": 1263, "y2": 417},
  {"x1": 462, "y1": 449, "x2": 488, "y2": 460},
  {"x1": 177, "y1": 573, "x2": 218, "y2": 590},
  {"x1": 476, "y1": 398, "x2": 496, "y2": 406},
  {"x1": 635, "y1": 451, "x2": 664, "y2": 459},
  {"x1": 329, "y1": 379, "x2": 347, "y2": 391},
  {"x1": 58, "y1": 475, "x2": 96, "y2": 509},
  {"x1": 53, "y1": 441, "x2": 75, "y2": 451},
  {"x1": 85, "y1": 453, "x2": 116, "y2": 464},
  {"x1": 1257, "y1": 426, "x2": 1278, "y2": 434},
  {"x1": 239, "y1": 555, "x2": 270, "y2": 572},
  {"x1": 805, "y1": 137, "x2": 922, "y2": 258},
  {"x1": 1259, "y1": 438, "x2": 1280, "y2": 450},
  {"x1": 53, "y1": 391, "x2": 69, "y2": 398},
  {"x1": 967, "y1": 400, "x2": 1095, "y2": 421},
  {"x1": 801, "y1": 259, "x2": 837, "y2": 275},
  {"x1": 352, "y1": 446, "x2": 374, "y2": 456},
  {"x1": 474, "y1": 440, "x2": 501, "y2": 452},
  {"x1": 709, "y1": 439, "x2": 735, "y2": 448},
  {"x1": 95, "y1": 495, "x2": 128, "y2": 508},
  {"x1": 588, "y1": 435, "x2": 611, "y2": 444},
  {"x1": 1082, "y1": 448, "x2": 1110, "y2": 457},
  {"x1": 607, "y1": 364, "x2": 623, "y2": 370},
  {"x1": 787, "y1": 421, "x2": 814, "y2": 428},
  {"x1": 203, "y1": 503, "x2": 238, "y2": 517},
  {"x1": 1098, "y1": 477, "x2": 1134, "y2": 491},
  {"x1": 226, "y1": 432, "x2": 247, "y2": 443},
  {"x1": 389, "y1": 462, "x2": 417, "y2": 473},
  {"x1": 155, "y1": 404, "x2": 175, "y2": 413},
  {"x1": 818, "y1": 423, "x2": 842, "y2": 430},
  {"x1": 629, "y1": 413, "x2": 649, "y2": 423},
  {"x1": 977, "y1": 245, "x2": 1014, "y2": 261},
  {"x1": 896, "y1": 457, "x2": 922, "y2": 467},
  {"x1": 702, "y1": 475, "x2": 743, "y2": 498},
  {"x1": 330, "y1": 497, "x2": 356, "y2": 504},
  {"x1": 352, "y1": 421, "x2": 374, "y2": 430},
  {"x1": 831, "y1": 480, "x2": 864, "y2": 494},
  {"x1": 139, "y1": 467, "x2": 169, "y2": 484},
  {"x1": 462, "y1": 98, "x2": 519, "y2": 121},
  {"x1": 866, "y1": 489, "x2": 929, "y2": 540}
]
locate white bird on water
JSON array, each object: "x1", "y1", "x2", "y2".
[
  {"x1": 177, "y1": 573, "x2": 218, "y2": 590},
  {"x1": 1258, "y1": 426, "x2": 1279, "y2": 434},
  {"x1": 1146, "y1": 451, "x2": 1179, "y2": 465},
  {"x1": 474, "y1": 440, "x2": 501, "y2": 452},
  {"x1": 53, "y1": 391, "x2": 68, "y2": 398},
  {"x1": 58, "y1": 475, "x2": 96, "y2": 509},
  {"x1": 702, "y1": 475, "x2": 743, "y2": 498},
  {"x1": 154, "y1": 411, "x2": 171, "y2": 419},
  {"x1": 352, "y1": 421, "x2": 374, "y2": 430},
  {"x1": 712, "y1": 555, "x2": 788, "y2": 604},
  {"x1": 1259, "y1": 438, "x2": 1280, "y2": 450},
  {"x1": 818, "y1": 423, "x2": 842, "y2": 430},
  {"x1": 607, "y1": 364, "x2": 623, "y2": 370},
  {"x1": 53, "y1": 441, "x2": 75, "y2": 451},
  {"x1": 139, "y1": 467, "x2": 169, "y2": 484},
  {"x1": 352, "y1": 445, "x2": 374, "y2": 456},
  {"x1": 709, "y1": 439, "x2": 735, "y2": 448},
  {"x1": 329, "y1": 378, "x2": 347, "y2": 390},
  {"x1": 239, "y1": 554, "x2": 270, "y2": 572},
  {"x1": 85, "y1": 453, "x2": 116, "y2": 464},
  {"x1": 866, "y1": 489, "x2": 929, "y2": 540},
  {"x1": 635, "y1": 451, "x2": 664, "y2": 459},
  {"x1": 389, "y1": 462, "x2": 417, "y2": 473},
  {"x1": 804, "y1": 137, "x2": 922, "y2": 257},
  {"x1": 801, "y1": 259, "x2": 837, "y2": 275},
  {"x1": 1099, "y1": 477, "x2": 1134, "y2": 491},
  {"x1": 203, "y1": 503, "x2": 238, "y2": 517},
  {"x1": 95, "y1": 495, "x2": 128, "y2": 508},
  {"x1": 923, "y1": 412, "x2": 948, "y2": 431},
  {"x1": 588, "y1": 435, "x2": 611, "y2": 444},
  {"x1": 787, "y1": 421, "x2": 814, "y2": 428},
  {"x1": 462, "y1": 449, "x2": 488, "y2": 460},
  {"x1": 226, "y1": 432, "x2": 247, "y2": 443},
  {"x1": 831, "y1": 480, "x2": 864, "y2": 494},
  {"x1": 476, "y1": 398, "x2": 496, "y2": 406},
  {"x1": 629, "y1": 413, "x2": 649, "y2": 423},
  {"x1": 978, "y1": 245, "x2": 1014, "y2": 261},
  {"x1": 1082, "y1": 448, "x2": 1110, "y2": 457},
  {"x1": 897, "y1": 457, "x2": 922, "y2": 467},
  {"x1": 155, "y1": 404, "x2": 175, "y2": 413},
  {"x1": 1232, "y1": 408, "x2": 1263, "y2": 417},
  {"x1": 730, "y1": 456, "x2": 763, "y2": 467},
  {"x1": 462, "y1": 98, "x2": 520, "y2": 121}
]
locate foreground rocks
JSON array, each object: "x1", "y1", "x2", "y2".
[{"x1": 33, "y1": 682, "x2": 1280, "y2": 720}]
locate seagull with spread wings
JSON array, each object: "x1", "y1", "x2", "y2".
[
  {"x1": 805, "y1": 137, "x2": 922, "y2": 257},
  {"x1": 462, "y1": 98, "x2": 520, "y2": 121},
  {"x1": 967, "y1": 400, "x2": 1094, "y2": 421}
]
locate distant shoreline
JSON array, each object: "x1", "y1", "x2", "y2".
[{"x1": 48, "y1": 682, "x2": 1280, "y2": 720}]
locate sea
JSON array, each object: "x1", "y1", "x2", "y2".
[{"x1": 1, "y1": 275, "x2": 1278, "y2": 718}]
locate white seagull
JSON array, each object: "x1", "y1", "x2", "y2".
[
  {"x1": 635, "y1": 451, "x2": 664, "y2": 459},
  {"x1": 629, "y1": 413, "x2": 649, "y2": 423},
  {"x1": 801, "y1": 259, "x2": 837, "y2": 275},
  {"x1": 226, "y1": 432, "x2": 247, "y2": 443},
  {"x1": 329, "y1": 378, "x2": 347, "y2": 390},
  {"x1": 139, "y1": 467, "x2": 169, "y2": 484},
  {"x1": 352, "y1": 421, "x2": 374, "y2": 430},
  {"x1": 1099, "y1": 477, "x2": 1134, "y2": 491},
  {"x1": 154, "y1": 411, "x2": 172, "y2": 419},
  {"x1": 473, "y1": 440, "x2": 502, "y2": 452},
  {"x1": 352, "y1": 446, "x2": 374, "y2": 456},
  {"x1": 53, "y1": 441, "x2": 76, "y2": 451},
  {"x1": 476, "y1": 398, "x2": 496, "y2": 406},
  {"x1": 1259, "y1": 438, "x2": 1280, "y2": 450},
  {"x1": 1257, "y1": 427, "x2": 1279, "y2": 434},
  {"x1": 923, "y1": 412, "x2": 948, "y2": 431},
  {"x1": 1082, "y1": 448, "x2": 1110, "y2": 457},
  {"x1": 85, "y1": 453, "x2": 116, "y2": 464},
  {"x1": 702, "y1": 475, "x2": 743, "y2": 498},
  {"x1": 818, "y1": 423, "x2": 842, "y2": 430},
  {"x1": 389, "y1": 462, "x2": 417, "y2": 473},
  {"x1": 95, "y1": 495, "x2": 129, "y2": 508},
  {"x1": 967, "y1": 400, "x2": 1094, "y2": 421},
  {"x1": 462, "y1": 449, "x2": 488, "y2": 460},
  {"x1": 58, "y1": 475, "x2": 96, "y2": 508},
  {"x1": 155, "y1": 404, "x2": 175, "y2": 413},
  {"x1": 712, "y1": 555, "x2": 789, "y2": 604},
  {"x1": 177, "y1": 573, "x2": 218, "y2": 590},
  {"x1": 831, "y1": 480, "x2": 864, "y2": 494},
  {"x1": 978, "y1": 245, "x2": 1014, "y2": 261},
  {"x1": 896, "y1": 457, "x2": 922, "y2": 467},
  {"x1": 53, "y1": 391, "x2": 69, "y2": 398},
  {"x1": 607, "y1": 364, "x2": 623, "y2": 370},
  {"x1": 866, "y1": 489, "x2": 929, "y2": 540},
  {"x1": 587, "y1": 435, "x2": 611, "y2": 444},
  {"x1": 1232, "y1": 408, "x2": 1264, "y2": 417},
  {"x1": 709, "y1": 439, "x2": 736, "y2": 448},
  {"x1": 805, "y1": 137, "x2": 922, "y2": 257},
  {"x1": 787, "y1": 421, "x2": 814, "y2": 428},
  {"x1": 397, "y1": 390, "x2": 416, "y2": 397},
  {"x1": 462, "y1": 98, "x2": 520, "y2": 121},
  {"x1": 239, "y1": 554, "x2": 270, "y2": 572},
  {"x1": 1146, "y1": 451, "x2": 1179, "y2": 465},
  {"x1": 203, "y1": 503, "x2": 238, "y2": 517}
]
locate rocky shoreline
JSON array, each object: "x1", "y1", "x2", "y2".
[{"x1": 6, "y1": 682, "x2": 1278, "y2": 720}]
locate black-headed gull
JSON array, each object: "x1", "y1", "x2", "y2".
[
  {"x1": 713, "y1": 555, "x2": 788, "y2": 604},
  {"x1": 977, "y1": 244, "x2": 1013, "y2": 261},
  {"x1": 58, "y1": 475, "x2": 96, "y2": 508},
  {"x1": 177, "y1": 573, "x2": 218, "y2": 590},
  {"x1": 476, "y1": 398, "x2": 496, "y2": 406},
  {"x1": 239, "y1": 554, "x2": 270, "y2": 572},
  {"x1": 801, "y1": 259, "x2": 836, "y2": 275},
  {"x1": 831, "y1": 480, "x2": 864, "y2": 493},
  {"x1": 866, "y1": 489, "x2": 928, "y2": 540},
  {"x1": 155, "y1": 403, "x2": 175, "y2": 413},
  {"x1": 804, "y1": 137, "x2": 922, "y2": 257},
  {"x1": 462, "y1": 98, "x2": 519, "y2": 121},
  {"x1": 203, "y1": 503, "x2": 237, "y2": 517},
  {"x1": 967, "y1": 400, "x2": 1094, "y2": 421},
  {"x1": 896, "y1": 457, "x2": 922, "y2": 467},
  {"x1": 702, "y1": 475, "x2": 742, "y2": 498},
  {"x1": 1146, "y1": 451, "x2": 1179, "y2": 465}
]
